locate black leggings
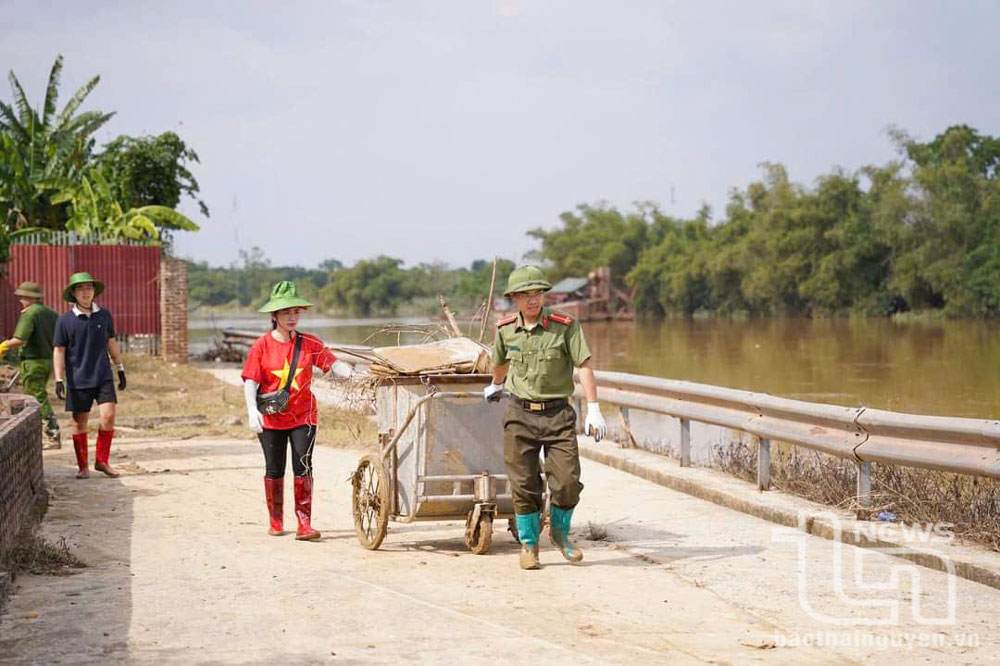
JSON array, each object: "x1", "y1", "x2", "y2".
[{"x1": 259, "y1": 425, "x2": 317, "y2": 478}]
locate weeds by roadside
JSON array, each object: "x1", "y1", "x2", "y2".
[
  {"x1": 714, "y1": 439, "x2": 1000, "y2": 551},
  {"x1": 582, "y1": 522, "x2": 611, "y2": 542},
  {"x1": 4, "y1": 529, "x2": 85, "y2": 577}
]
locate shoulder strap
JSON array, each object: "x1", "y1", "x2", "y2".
[{"x1": 284, "y1": 333, "x2": 304, "y2": 392}]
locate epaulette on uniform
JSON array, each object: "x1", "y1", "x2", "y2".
[
  {"x1": 548, "y1": 312, "x2": 573, "y2": 326},
  {"x1": 496, "y1": 314, "x2": 518, "y2": 328}
]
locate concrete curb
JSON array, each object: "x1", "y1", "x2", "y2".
[{"x1": 579, "y1": 439, "x2": 1000, "y2": 591}]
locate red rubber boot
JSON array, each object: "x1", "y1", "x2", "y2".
[
  {"x1": 293, "y1": 476, "x2": 321, "y2": 541},
  {"x1": 264, "y1": 477, "x2": 284, "y2": 536},
  {"x1": 72, "y1": 433, "x2": 89, "y2": 479},
  {"x1": 94, "y1": 429, "x2": 119, "y2": 477}
]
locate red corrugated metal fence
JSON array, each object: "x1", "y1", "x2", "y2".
[{"x1": 1, "y1": 245, "x2": 161, "y2": 337}]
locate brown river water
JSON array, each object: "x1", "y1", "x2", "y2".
[{"x1": 191, "y1": 315, "x2": 1000, "y2": 419}]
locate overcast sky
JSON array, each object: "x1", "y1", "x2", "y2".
[{"x1": 3, "y1": 1, "x2": 998, "y2": 269}]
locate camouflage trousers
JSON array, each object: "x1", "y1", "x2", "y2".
[
  {"x1": 503, "y1": 401, "x2": 583, "y2": 515},
  {"x1": 20, "y1": 358, "x2": 54, "y2": 419}
]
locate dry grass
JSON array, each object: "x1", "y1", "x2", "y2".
[
  {"x1": 874, "y1": 466, "x2": 1000, "y2": 550},
  {"x1": 4, "y1": 529, "x2": 85, "y2": 576},
  {"x1": 60, "y1": 353, "x2": 376, "y2": 446},
  {"x1": 714, "y1": 439, "x2": 1000, "y2": 551},
  {"x1": 581, "y1": 521, "x2": 611, "y2": 542}
]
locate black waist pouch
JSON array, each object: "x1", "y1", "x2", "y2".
[{"x1": 256, "y1": 333, "x2": 302, "y2": 415}]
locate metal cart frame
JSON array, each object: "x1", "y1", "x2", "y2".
[{"x1": 351, "y1": 374, "x2": 523, "y2": 554}]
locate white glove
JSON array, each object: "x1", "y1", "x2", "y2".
[
  {"x1": 329, "y1": 360, "x2": 356, "y2": 380},
  {"x1": 483, "y1": 383, "x2": 504, "y2": 403},
  {"x1": 585, "y1": 402, "x2": 606, "y2": 442},
  {"x1": 248, "y1": 410, "x2": 264, "y2": 433},
  {"x1": 244, "y1": 380, "x2": 265, "y2": 433}
]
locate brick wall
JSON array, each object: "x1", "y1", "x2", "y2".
[
  {"x1": 0, "y1": 395, "x2": 44, "y2": 559},
  {"x1": 160, "y1": 258, "x2": 189, "y2": 363}
]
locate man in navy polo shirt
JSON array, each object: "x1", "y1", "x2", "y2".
[{"x1": 53, "y1": 272, "x2": 127, "y2": 479}]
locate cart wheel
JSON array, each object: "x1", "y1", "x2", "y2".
[
  {"x1": 352, "y1": 454, "x2": 389, "y2": 550},
  {"x1": 465, "y1": 512, "x2": 493, "y2": 555},
  {"x1": 508, "y1": 518, "x2": 520, "y2": 544}
]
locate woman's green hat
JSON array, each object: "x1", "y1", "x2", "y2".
[
  {"x1": 63, "y1": 272, "x2": 105, "y2": 303},
  {"x1": 258, "y1": 281, "x2": 313, "y2": 313},
  {"x1": 503, "y1": 265, "x2": 553, "y2": 296}
]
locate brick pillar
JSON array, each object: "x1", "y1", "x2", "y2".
[
  {"x1": 1, "y1": 263, "x2": 18, "y2": 337},
  {"x1": 160, "y1": 258, "x2": 188, "y2": 363}
]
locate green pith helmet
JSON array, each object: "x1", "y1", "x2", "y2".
[
  {"x1": 503, "y1": 265, "x2": 553, "y2": 296},
  {"x1": 258, "y1": 281, "x2": 313, "y2": 313},
  {"x1": 14, "y1": 281, "x2": 43, "y2": 299},
  {"x1": 63, "y1": 272, "x2": 105, "y2": 303}
]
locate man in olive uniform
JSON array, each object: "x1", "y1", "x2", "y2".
[
  {"x1": 485, "y1": 266, "x2": 607, "y2": 570},
  {"x1": 0, "y1": 281, "x2": 61, "y2": 446}
]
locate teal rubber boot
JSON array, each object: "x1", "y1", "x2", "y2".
[
  {"x1": 549, "y1": 505, "x2": 583, "y2": 562},
  {"x1": 515, "y1": 512, "x2": 541, "y2": 570}
]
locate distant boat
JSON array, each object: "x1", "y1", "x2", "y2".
[{"x1": 494, "y1": 266, "x2": 636, "y2": 322}]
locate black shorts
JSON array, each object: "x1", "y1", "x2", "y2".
[{"x1": 66, "y1": 382, "x2": 117, "y2": 413}]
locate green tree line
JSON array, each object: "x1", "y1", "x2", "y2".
[
  {"x1": 188, "y1": 252, "x2": 515, "y2": 316},
  {"x1": 531, "y1": 125, "x2": 1000, "y2": 317}
]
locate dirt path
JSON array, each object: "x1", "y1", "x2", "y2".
[{"x1": 1, "y1": 438, "x2": 998, "y2": 664}]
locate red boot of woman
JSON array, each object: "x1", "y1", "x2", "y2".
[
  {"x1": 293, "y1": 476, "x2": 321, "y2": 541},
  {"x1": 264, "y1": 477, "x2": 284, "y2": 536}
]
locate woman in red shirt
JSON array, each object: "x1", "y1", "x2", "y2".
[{"x1": 241, "y1": 281, "x2": 353, "y2": 540}]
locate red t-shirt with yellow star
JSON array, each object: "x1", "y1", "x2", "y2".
[{"x1": 241, "y1": 331, "x2": 337, "y2": 430}]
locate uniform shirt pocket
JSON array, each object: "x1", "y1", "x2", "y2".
[{"x1": 539, "y1": 346, "x2": 569, "y2": 373}]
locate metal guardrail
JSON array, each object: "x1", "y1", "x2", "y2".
[{"x1": 573, "y1": 370, "x2": 1000, "y2": 508}]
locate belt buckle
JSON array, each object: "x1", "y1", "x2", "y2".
[{"x1": 528, "y1": 401, "x2": 544, "y2": 411}]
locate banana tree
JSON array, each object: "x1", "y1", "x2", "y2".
[
  {"x1": 0, "y1": 54, "x2": 115, "y2": 230},
  {"x1": 46, "y1": 166, "x2": 199, "y2": 241}
]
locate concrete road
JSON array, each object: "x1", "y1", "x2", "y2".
[{"x1": 1, "y1": 437, "x2": 997, "y2": 664}]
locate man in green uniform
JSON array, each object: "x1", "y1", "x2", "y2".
[
  {"x1": 485, "y1": 266, "x2": 607, "y2": 570},
  {"x1": 0, "y1": 281, "x2": 61, "y2": 446}
]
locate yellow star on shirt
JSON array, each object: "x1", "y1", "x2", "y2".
[{"x1": 270, "y1": 359, "x2": 304, "y2": 392}]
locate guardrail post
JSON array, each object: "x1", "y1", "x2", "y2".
[
  {"x1": 856, "y1": 461, "x2": 872, "y2": 519},
  {"x1": 757, "y1": 437, "x2": 771, "y2": 491},
  {"x1": 679, "y1": 418, "x2": 691, "y2": 467},
  {"x1": 619, "y1": 407, "x2": 633, "y2": 448}
]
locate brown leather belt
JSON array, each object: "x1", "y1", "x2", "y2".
[{"x1": 510, "y1": 396, "x2": 568, "y2": 412}]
